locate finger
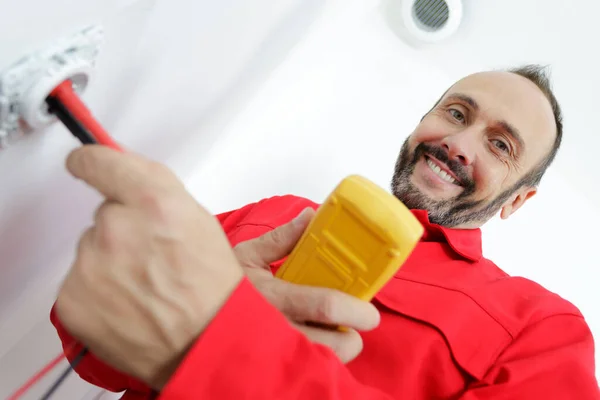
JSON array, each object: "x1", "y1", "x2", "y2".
[
  {"x1": 58, "y1": 226, "x2": 97, "y2": 319},
  {"x1": 94, "y1": 200, "x2": 120, "y2": 224},
  {"x1": 276, "y1": 281, "x2": 380, "y2": 331},
  {"x1": 66, "y1": 146, "x2": 174, "y2": 206},
  {"x1": 234, "y1": 207, "x2": 315, "y2": 268},
  {"x1": 93, "y1": 203, "x2": 146, "y2": 254},
  {"x1": 294, "y1": 323, "x2": 363, "y2": 363},
  {"x1": 75, "y1": 226, "x2": 96, "y2": 259}
]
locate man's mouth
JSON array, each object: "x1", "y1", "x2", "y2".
[{"x1": 424, "y1": 155, "x2": 462, "y2": 186}]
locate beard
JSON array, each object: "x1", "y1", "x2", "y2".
[{"x1": 391, "y1": 139, "x2": 515, "y2": 227}]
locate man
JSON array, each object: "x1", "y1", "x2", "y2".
[{"x1": 51, "y1": 65, "x2": 599, "y2": 399}]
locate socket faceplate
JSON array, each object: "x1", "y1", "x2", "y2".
[{"x1": 0, "y1": 25, "x2": 104, "y2": 149}]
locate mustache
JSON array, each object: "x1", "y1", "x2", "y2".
[{"x1": 413, "y1": 143, "x2": 475, "y2": 191}]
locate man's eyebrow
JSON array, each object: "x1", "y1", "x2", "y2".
[
  {"x1": 497, "y1": 121, "x2": 525, "y2": 151},
  {"x1": 445, "y1": 93, "x2": 479, "y2": 111}
]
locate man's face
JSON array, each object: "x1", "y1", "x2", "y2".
[{"x1": 392, "y1": 71, "x2": 557, "y2": 228}]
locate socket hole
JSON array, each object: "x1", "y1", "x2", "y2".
[{"x1": 40, "y1": 72, "x2": 89, "y2": 118}]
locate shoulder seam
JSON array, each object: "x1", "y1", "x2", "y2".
[{"x1": 522, "y1": 312, "x2": 586, "y2": 329}]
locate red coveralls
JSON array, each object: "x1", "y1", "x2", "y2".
[{"x1": 51, "y1": 195, "x2": 599, "y2": 399}]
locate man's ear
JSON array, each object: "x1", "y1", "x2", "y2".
[{"x1": 500, "y1": 187, "x2": 537, "y2": 220}]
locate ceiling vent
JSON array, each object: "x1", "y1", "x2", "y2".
[{"x1": 385, "y1": 0, "x2": 463, "y2": 46}]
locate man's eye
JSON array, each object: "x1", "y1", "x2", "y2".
[
  {"x1": 492, "y1": 139, "x2": 510, "y2": 153},
  {"x1": 448, "y1": 109, "x2": 465, "y2": 123}
]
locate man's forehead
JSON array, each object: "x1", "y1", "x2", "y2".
[{"x1": 445, "y1": 71, "x2": 551, "y2": 113}]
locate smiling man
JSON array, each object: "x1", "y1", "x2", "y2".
[{"x1": 51, "y1": 65, "x2": 598, "y2": 399}]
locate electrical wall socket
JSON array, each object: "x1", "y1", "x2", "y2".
[{"x1": 0, "y1": 25, "x2": 104, "y2": 149}]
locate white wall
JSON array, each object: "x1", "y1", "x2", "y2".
[{"x1": 1, "y1": 0, "x2": 598, "y2": 398}]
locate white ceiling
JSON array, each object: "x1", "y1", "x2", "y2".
[{"x1": 387, "y1": 0, "x2": 600, "y2": 207}]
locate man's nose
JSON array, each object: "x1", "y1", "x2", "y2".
[{"x1": 441, "y1": 133, "x2": 477, "y2": 166}]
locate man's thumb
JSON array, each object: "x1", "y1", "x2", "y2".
[{"x1": 234, "y1": 207, "x2": 315, "y2": 268}]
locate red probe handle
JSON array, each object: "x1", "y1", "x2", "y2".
[{"x1": 50, "y1": 81, "x2": 123, "y2": 151}]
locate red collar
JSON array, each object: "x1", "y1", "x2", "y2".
[{"x1": 410, "y1": 210, "x2": 483, "y2": 262}]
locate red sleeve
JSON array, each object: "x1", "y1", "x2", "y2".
[
  {"x1": 49, "y1": 204, "x2": 260, "y2": 396},
  {"x1": 460, "y1": 314, "x2": 599, "y2": 399},
  {"x1": 159, "y1": 277, "x2": 395, "y2": 400},
  {"x1": 49, "y1": 306, "x2": 151, "y2": 395}
]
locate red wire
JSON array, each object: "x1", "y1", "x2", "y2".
[
  {"x1": 6, "y1": 351, "x2": 68, "y2": 400},
  {"x1": 50, "y1": 81, "x2": 123, "y2": 152}
]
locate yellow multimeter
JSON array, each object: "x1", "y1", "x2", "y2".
[{"x1": 276, "y1": 175, "x2": 424, "y2": 302}]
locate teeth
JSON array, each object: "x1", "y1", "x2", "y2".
[{"x1": 426, "y1": 158, "x2": 458, "y2": 184}]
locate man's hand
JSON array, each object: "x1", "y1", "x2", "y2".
[
  {"x1": 233, "y1": 208, "x2": 381, "y2": 363},
  {"x1": 55, "y1": 146, "x2": 244, "y2": 390}
]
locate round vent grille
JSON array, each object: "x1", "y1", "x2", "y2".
[
  {"x1": 396, "y1": 0, "x2": 463, "y2": 45},
  {"x1": 413, "y1": 0, "x2": 450, "y2": 31}
]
